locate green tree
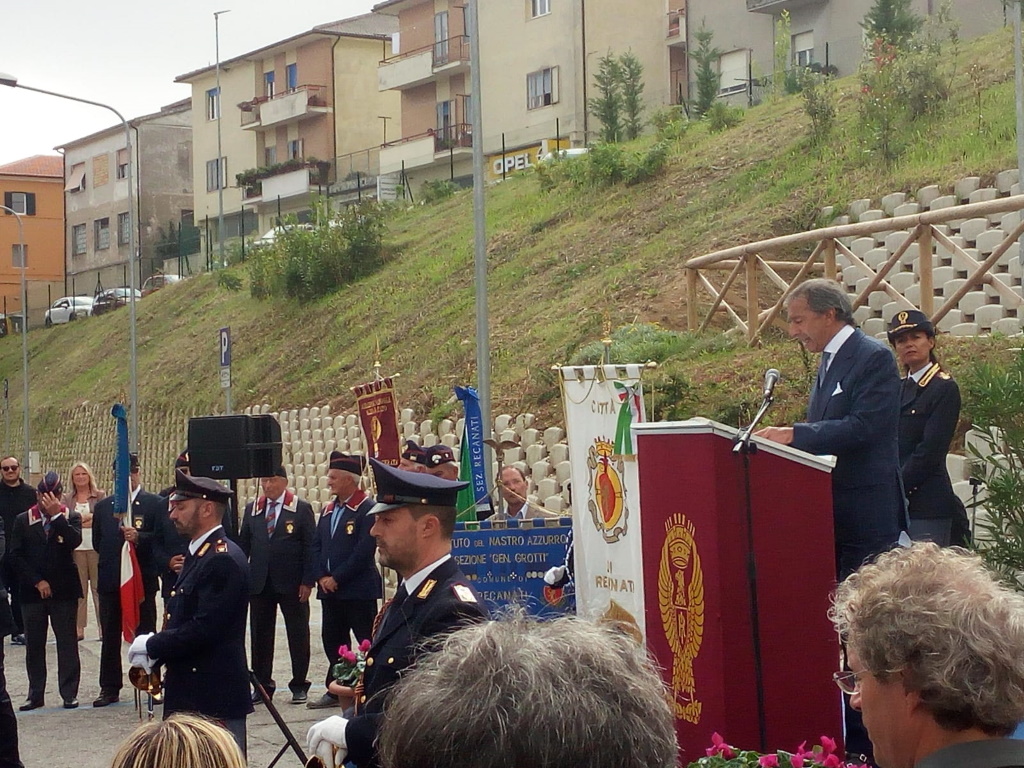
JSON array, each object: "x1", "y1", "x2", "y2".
[
  {"x1": 772, "y1": 10, "x2": 792, "y2": 100},
  {"x1": 690, "y1": 21, "x2": 722, "y2": 119},
  {"x1": 862, "y1": 0, "x2": 923, "y2": 49},
  {"x1": 619, "y1": 51, "x2": 646, "y2": 140},
  {"x1": 589, "y1": 53, "x2": 623, "y2": 143}
]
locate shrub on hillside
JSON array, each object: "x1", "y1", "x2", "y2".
[
  {"x1": 420, "y1": 179, "x2": 457, "y2": 204},
  {"x1": 705, "y1": 101, "x2": 744, "y2": 133},
  {"x1": 536, "y1": 141, "x2": 669, "y2": 190},
  {"x1": 247, "y1": 200, "x2": 388, "y2": 301},
  {"x1": 651, "y1": 106, "x2": 690, "y2": 141},
  {"x1": 569, "y1": 323, "x2": 734, "y2": 366},
  {"x1": 800, "y1": 68, "x2": 838, "y2": 146}
]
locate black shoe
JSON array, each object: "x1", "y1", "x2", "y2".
[
  {"x1": 305, "y1": 693, "x2": 338, "y2": 710},
  {"x1": 251, "y1": 689, "x2": 273, "y2": 705},
  {"x1": 92, "y1": 693, "x2": 120, "y2": 708},
  {"x1": 290, "y1": 689, "x2": 308, "y2": 704},
  {"x1": 63, "y1": 699, "x2": 79, "y2": 710},
  {"x1": 19, "y1": 700, "x2": 43, "y2": 712},
  {"x1": 11, "y1": 634, "x2": 25, "y2": 646}
]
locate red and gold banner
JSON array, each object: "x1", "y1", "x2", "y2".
[{"x1": 351, "y1": 377, "x2": 401, "y2": 466}]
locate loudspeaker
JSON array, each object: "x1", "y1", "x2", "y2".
[{"x1": 188, "y1": 415, "x2": 283, "y2": 480}]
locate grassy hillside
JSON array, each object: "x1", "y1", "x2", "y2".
[{"x1": 2, "y1": 26, "x2": 1021, "y2": 446}]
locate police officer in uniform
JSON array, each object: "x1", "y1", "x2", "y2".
[
  {"x1": 128, "y1": 471, "x2": 252, "y2": 755},
  {"x1": 887, "y1": 310, "x2": 969, "y2": 546},
  {"x1": 307, "y1": 459, "x2": 489, "y2": 768},
  {"x1": 154, "y1": 451, "x2": 192, "y2": 614}
]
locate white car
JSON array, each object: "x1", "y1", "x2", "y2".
[{"x1": 44, "y1": 296, "x2": 94, "y2": 327}]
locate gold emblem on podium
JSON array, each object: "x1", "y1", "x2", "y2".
[
  {"x1": 659, "y1": 512, "x2": 704, "y2": 724},
  {"x1": 587, "y1": 438, "x2": 626, "y2": 543}
]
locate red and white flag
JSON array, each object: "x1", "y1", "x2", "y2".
[{"x1": 120, "y1": 540, "x2": 144, "y2": 643}]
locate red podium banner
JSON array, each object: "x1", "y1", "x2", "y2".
[
  {"x1": 351, "y1": 377, "x2": 401, "y2": 466},
  {"x1": 634, "y1": 419, "x2": 842, "y2": 761}
]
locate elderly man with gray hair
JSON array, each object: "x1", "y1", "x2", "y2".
[
  {"x1": 375, "y1": 612, "x2": 678, "y2": 768},
  {"x1": 830, "y1": 542, "x2": 1024, "y2": 768}
]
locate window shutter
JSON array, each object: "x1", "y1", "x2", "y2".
[
  {"x1": 26, "y1": 193, "x2": 36, "y2": 216},
  {"x1": 2, "y1": 192, "x2": 10, "y2": 213}
]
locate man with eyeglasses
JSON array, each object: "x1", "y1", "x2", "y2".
[
  {"x1": 830, "y1": 543, "x2": 1024, "y2": 768},
  {"x1": 0, "y1": 457, "x2": 39, "y2": 646}
]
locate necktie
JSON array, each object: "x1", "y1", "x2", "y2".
[
  {"x1": 379, "y1": 585, "x2": 409, "y2": 637},
  {"x1": 266, "y1": 500, "x2": 277, "y2": 536},
  {"x1": 42, "y1": 515, "x2": 52, "y2": 539},
  {"x1": 330, "y1": 505, "x2": 342, "y2": 538},
  {"x1": 817, "y1": 351, "x2": 831, "y2": 389}
]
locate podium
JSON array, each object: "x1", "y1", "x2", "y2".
[{"x1": 633, "y1": 419, "x2": 842, "y2": 760}]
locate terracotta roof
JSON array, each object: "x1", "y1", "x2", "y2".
[
  {"x1": 0, "y1": 155, "x2": 63, "y2": 178},
  {"x1": 315, "y1": 12, "x2": 398, "y2": 37}
]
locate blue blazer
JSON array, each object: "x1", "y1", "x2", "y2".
[
  {"x1": 311, "y1": 491, "x2": 382, "y2": 602},
  {"x1": 791, "y1": 328, "x2": 905, "y2": 573}
]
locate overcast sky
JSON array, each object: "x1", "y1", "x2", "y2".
[{"x1": 0, "y1": 1, "x2": 377, "y2": 166}]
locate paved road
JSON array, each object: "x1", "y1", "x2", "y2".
[{"x1": 9, "y1": 595, "x2": 340, "y2": 768}]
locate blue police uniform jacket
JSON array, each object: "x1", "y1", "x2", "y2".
[
  {"x1": 146, "y1": 525, "x2": 253, "y2": 721},
  {"x1": 310, "y1": 491, "x2": 382, "y2": 601},
  {"x1": 345, "y1": 557, "x2": 489, "y2": 768}
]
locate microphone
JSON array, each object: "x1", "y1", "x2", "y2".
[{"x1": 762, "y1": 369, "x2": 781, "y2": 400}]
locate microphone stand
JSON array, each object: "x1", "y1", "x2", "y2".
[{"x1": 732, "y1": 388, "x2": 776, "y2": 752}]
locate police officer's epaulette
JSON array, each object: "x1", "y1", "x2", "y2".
[
  {"x1": 452, "y1": 584, "x2": 477, "y2": 603},
  {"x1": 215, "y1": 538, "x2": 229, "y2": 553},
  {"x1": 917, "y1": 363, "x2": 943, "y2": 387},
  {"x1": 197, "y1": 542, "x2": 211, "y2": 557}
]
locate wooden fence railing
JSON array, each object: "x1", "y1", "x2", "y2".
[{"x1": 685, "y1": 195, "x2": 1024, "y2": 345}]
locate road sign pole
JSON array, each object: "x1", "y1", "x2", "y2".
[{"x1": 220, "y1": 327, "x2": 233, "y2": 415}]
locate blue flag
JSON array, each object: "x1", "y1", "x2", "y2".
[
  {"x1": 111, "y1": 404, "x2": 130, "y2": 517},
  {"x1": 455, "y1": 386, "x2": 492, "y2": 520}
]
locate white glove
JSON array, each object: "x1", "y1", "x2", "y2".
[
  {"x1": 308, "y1": 716, "x2": 349, "y2": 768},
  {"x1": 543, "y1": 565, "x2": 567, "y2": 586},
  {"x1": 128, "y1": 633, "x2": 155, "y2": 673}
]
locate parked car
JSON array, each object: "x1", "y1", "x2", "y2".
[
  {"x1": 538, "y1": 147, "x2": 590, "y2": 163},
  {"x1": 44, "y1": 296, "x2": 94, "y2": 327},
  {"x1": 92, "y1": 288, "x2": 142, "y2": 316},
  {"x1": 141, "y1": 273, "x2": 183, "y2": 296}
]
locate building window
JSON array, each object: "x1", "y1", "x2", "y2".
[
  {"x1": 206, "y1": 157, "x2": 227, "y2": 191},
  {"x1": 434, "y1": 11, "x2": 449, "y2": 65},
  {"x1": 11, "y1": 244, "x2": 26, "y2": 269},
  {"x1": 288, "y1": 139, "x2": 304, "y2": 161},
  {"x1": 117, "y1": 212, "x2": 131, "y2": 246},
  {"x1": 94, "y1": 218, "x2": 110, "y2": 251},
  {"x1": 286, "y1": 63, "x2": 298, "y2": 91},
  {"x1": 206, "y1": 87, "x2": 221, "y2": 120},
  {"x1": 527, "y1": 67, "x2": 557, "y2": 109},
  {"x1": 436, "y1": 100, "x2": 453, "y2": 135},
  {"x1": 65, "y1": 163, "x2": 86, "y2": 193},
  {"x1": 265, "y1": 145, "x2": 277, "y2": 166},
  {"x1": 3, "y1": 191, "x2": 35, "y2": 216},
  {"x1": 116, "y1": 148, "x2": 129, "y2": 180},
  {"x1": 717, "y1": 49, "x2": 749, "y2": 95},
  {"x1": 72, "y1": 224, "x2": 87, "y2": 256},
  {"x1": 531, "y1": 0, "x2": 551, "y2": 18},
  {"x1": 793, "y1": 31, "x2": 814, "y2": 67},
  {"x1": 264, "y1": 71, "x2": 275, "y2": 98}
]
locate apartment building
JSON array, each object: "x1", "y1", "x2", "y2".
[
  {"x1": 175, "y1": 12, "x2": 400, "y2": 244},
  {"x1": 0, "y1": 155, "x2": 64, "y2": 326},
  {"x1": 57, "y1": 99, "x2": 193, "y2": 297}
]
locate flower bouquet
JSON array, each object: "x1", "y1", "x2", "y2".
[
  {"x1": 330, "y1": 639, "x2": 371, "y2": 686},
  {"x1": 693, "y1": 733, "x2": 853, "y2": 768}
]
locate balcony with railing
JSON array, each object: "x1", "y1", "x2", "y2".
[
  {"x1": 667, "y1": 7, "x2": 687, "y2": 45},
  {"x1": 378, "y1": 123, "x2": 473, "y2": 175},
  {"x1": 239, "y1": 84, "x2": 329, "y2": 130},
  {"x1": 378, "y1": 35, "x2": 471, "y2": 91},
  {"x1": 236, "y1": 159, "x2": 332, "y2": 201},
  {"x1": 746, "y1": 0, "x2": 825, "y2": 13}
]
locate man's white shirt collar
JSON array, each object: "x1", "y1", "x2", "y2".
[
  {"x1": 188, "y1": 526, "x2": 222, "y2": 555},
  {"x1": 823, "y1": 324, "x2": 856, "y2": 368},
  {"x1": 401, "y1": 553, "x2": 452, "y2": 597}
]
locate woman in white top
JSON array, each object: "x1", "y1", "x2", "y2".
[{"x1": 62, "y1": 462, "x2": 105, "y2": 641}]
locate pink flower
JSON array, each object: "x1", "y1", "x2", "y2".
[
  {"x1": 337, "y1": 644, "x2": 351, "y2": 657},
  {"x1": 795, "y1": 742, "x2": 809, "y2": 758},
  {"x1": 819, "y1": 736, "x2": 837, "y2": 756},
  {"x1": 358, "y1": 639, "x2": 371, "y2": 652},
  {"x1": 790, "y1": 754, "x2": 805, "y2": 768},
  {"x1": 759, "y1": 755, "x2": 779, "y2": 767},
  {"x1": 706, "y1": 733, "x2": 735, "y2": 759},
  {"x1": 342, "y1": 651, "x2": 357, "y2": 664},
  {"x1": 822, "y1": 755, "x2": 842, "y2": 768}
]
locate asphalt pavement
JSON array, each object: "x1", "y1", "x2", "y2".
[{"x1": 8, "y1": 594, "x2": 338, "y2": 768}]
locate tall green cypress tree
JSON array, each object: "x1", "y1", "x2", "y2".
[{"x1": 862, "y1": 0, "x2": 923, "y2": 48}]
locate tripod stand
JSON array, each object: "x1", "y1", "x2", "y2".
[{"x1": 251, "y1": 671, "x2": 310, "y2": 768}]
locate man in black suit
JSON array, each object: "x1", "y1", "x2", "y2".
[
  {"x1": 9, "y1": 472, "x2": 83, "y2": 710},
  {"x1": 0, "y1": 516, "x2": 24, "y2": 768},
  {"x1": 307, "y1": 452, "x2": 381, "y2": 710},
  {"x1": 91, "y1": 453, "x2": 165, "y2": 707},
  {"x1": 307, "y1": 459, "x2": 489, "y2": 768},
  {"x1": 239, "y1": 465, "x2": 316, "y2": 704},
  {"x1": 0, "y1": 456, "x2": 38, "y2": 647},
  {"x1": 128, "y1": 471, "x2": 252, "y2": 755}
]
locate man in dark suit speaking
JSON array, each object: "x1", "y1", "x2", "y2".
[
  {"x1": 757, "y1": 278, "x2": 905, "y2": 580},
  {"x1": 239, "y1": 466, "x2": 316, "y2": 705}
]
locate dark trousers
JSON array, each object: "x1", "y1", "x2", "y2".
[
  {"x1": 21, "y1": 599, "x2": 80, "y2": 704},
  {"x1": 139, "y1": 576, "x2": 158, "y2": 634},
  {"x1": 0, "y1": 643, "x2": 23, "y2": 768},
  {"x1": 1, "y1": 565, "x2": 21, "y2": 635},
  {"x1": 98, "y1": 585, "x2": 159, "y2": 694},
  {"x1": 250, "y1": 589, "x2": 311, "y2": 694},
  {"x1": 320, "y1": 599, "x2": 376, "y2": 689}
]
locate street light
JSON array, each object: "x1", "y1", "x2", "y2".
[
  {"x1": 0, "y1": 72, "x2": 140, "y2": 450},
  {"x1": 215, "y1": 9, "x2": 231, "y2": 269},
  {"x1": 0, "y1": 204, "x2": 30, "y2": 473}
]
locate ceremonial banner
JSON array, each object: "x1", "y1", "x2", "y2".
[
  {"x1": 559, "y1": 364, "x2": 646, "y2": 638},
  {"x1": 455, "y1": 386, "x2": 492, "y2": 521},
  {"x1": 111, "y1": 403, "x2": 143, "y2": 642},
  {"x1": 352, "y1": 377, "x2": 401, "y2": 466}
]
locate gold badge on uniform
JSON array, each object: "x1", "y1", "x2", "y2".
[
  {"x1": 453, "y1": 585, "x2": 477, "y2": 603},
  {"x1": 346, "y1": 522, "x2": 354, "y2": 535},
  {"x1": 215, "y1": 540, "x2": 228, "y2": 553},
  {"x1": 417, "y1": 579, "x2": 437, "y2": 599},
  {"x1": 57, "y1": 536, "x2": 64, "y2": 544},
  {"x1": 134, "y1": 518, "x2": 143, "y2": 529},
  {"x1": 285, "y1": 522, "x2": 294, "y2": 535}
]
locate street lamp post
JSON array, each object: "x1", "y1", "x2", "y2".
[
  {"x1": 0, "y1": 73, "x2": 140, "y2": 450},
  {"x1": 215, "y1": 9, "x2": 231, "y2": 268},
  {"x1": 0, "y1": 204, "x2": 30, "y2": 472}
]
